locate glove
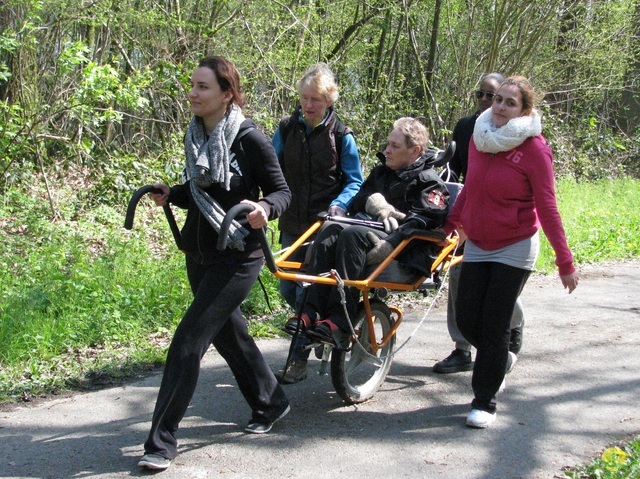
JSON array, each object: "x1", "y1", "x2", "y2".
[
  {"x1": 366, "y1": 231, "x2": 394, "y2": 265},
  {"x1": 365, "y1": 193, "x2": 406, "y2": 233},
  {"x1": 328, "y1": 205, "x2": 347, "y2": 217}
]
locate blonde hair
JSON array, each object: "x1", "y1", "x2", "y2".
[
  {"x1": 296, "y1": 63, "x2": 339, "y2": 103},
  {"x1": 393, "y1": 117, "x2": 429, "y2": 154}
]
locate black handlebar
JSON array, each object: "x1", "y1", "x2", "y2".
[
  {"x1": 125, "y1": 188, "x2": 277, "y2": 273},
  {"x1": 217, "y1": 203, "x2": 277, "y2": 273},
  {"x1": 433, "y1": 141, "x2": 456, "y2": 167},
  {"x1": 124, "y1": 185, "x2": 183, "y2": 250}
]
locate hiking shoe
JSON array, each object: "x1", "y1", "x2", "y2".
[
  {"x1": 275, "y1": 359, "x2": 308, "y2": 384},
  {"x1": 506, "y1": 351, "x2": 517, "y2": 374},
  {"x1": 138, "y1": 453, "x2": 171, "y2": 470},
  {"x1": 509, "y1": 323, "x2": 523, "y2": 354},
  {"x1": 433, "y1": 349, "x2": 473, "y2": 374},
  {"x1": 283, "y1": 313, "x2": 313, "y2": 335},
  {"x1": 245, "y1": 404, "x2": 290, "y2": 434},
  {"x1": 466, "y1": 409, "x2": 496, "y2": 428}
]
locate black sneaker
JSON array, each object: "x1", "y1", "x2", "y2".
[
  {"x1": 509, "y1": 323, "x2": 523, "y2": 354},
  {"x1": 275, "y1": 359, "x2": 308, "y2": 384},
  {"x1": 433, "y1": 349, "x2": 473, "y2": 374},
  {"x1": 244, "y1": 404, "x2": 291, "y2": 434}
]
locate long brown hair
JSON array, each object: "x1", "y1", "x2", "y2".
[{"x1": 198, "y1": 56, "x2": 246, "y2": 109}]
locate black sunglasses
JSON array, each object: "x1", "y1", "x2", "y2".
[{"x1": 475, "y1": 90, "x2": 495, "y2": 100}]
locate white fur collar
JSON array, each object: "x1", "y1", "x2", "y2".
[{"x1": 473, "y1": 108, "x2": 542, "y2": 154}]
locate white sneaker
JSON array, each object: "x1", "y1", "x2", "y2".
[
  {"x1": 496, "y1": 352, "x2": 517, "y2": 395},
  {"x1": 506, "y1": 351, "x2": 517, "y2": 374},
  {"x1": 466, "y1": 409, "x2": 496, "y2": 428},
  {"x1": 498, "y1": 378, "x2": 506, "y2": 395}
]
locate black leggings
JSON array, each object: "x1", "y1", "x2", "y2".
[
  {"x1": 144, "y1": 254, "x2": 288, "y2": 459},
  {"x1": 455, "y1": 261, "x2": 530, "y2": 413}
]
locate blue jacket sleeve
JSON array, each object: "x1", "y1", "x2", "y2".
[
  {"x1": 272, "y1": 128, "x2": 285, "y2": 168},
  {"x1": 330, "y1": 133, "x2": 364, "y2": 210}
]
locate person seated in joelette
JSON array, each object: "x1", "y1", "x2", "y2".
[{"x1": 287, "y1": 117, "x2": 450, "y2": 350}]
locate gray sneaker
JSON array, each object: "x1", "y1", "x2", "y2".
[
  {"x1": 245, "y1": 404, "x2": 290, "y2": 434},
  {"x1": 275, "y1": 359, "x2": 308, "y2": 384},
  {"x1": 138, "y1": 453, "x2": 171, "y2": 470}
]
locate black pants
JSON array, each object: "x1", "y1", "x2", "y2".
[
  {"x1": 304, "y1": 222, "x2": 385, "y2": 332},
  {"x1": 144, "y1": 254, "x2": 289, "y2": 459},
  {"x1": 455, "y1": 261, "x2": 530, "y2": 413}
]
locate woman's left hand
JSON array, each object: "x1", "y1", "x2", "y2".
[
  {"x1": 560, "y1": 271, "x2": 579, "y2": 294},
  {"x1": 241, "y1": 199, "x2": 268, "y2": 229}
]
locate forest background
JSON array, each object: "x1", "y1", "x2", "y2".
[{"x1": 1, "y1": 0, "x2": 639, "y2": 402}]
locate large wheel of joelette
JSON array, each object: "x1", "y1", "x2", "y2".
[{"x1": 331, "y1": 300, "x2": 396, "y2": 404}]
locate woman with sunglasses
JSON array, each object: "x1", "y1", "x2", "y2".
[{"x1": 442, "y1": 76, "x2": 578, "y2": 428}]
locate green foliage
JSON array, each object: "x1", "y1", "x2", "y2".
[
  {"x1": 0, "y1": 187, "x2": 191, "y2": 400},
  {"x1": 3, "y1": 0, "x2": 638, "y2": 195},
  {"x1": 545, "y1": 112, "x2": 638, "y2": 181},
  {"x1": 0, "y1": 29, "x2": 19, "y2": 83},
  {"x1": 537, "y1": 178, "x2": 640, "y2": 273},
  {"x1": 565, "y1": 438, "x2": 640, "y2": 478}
]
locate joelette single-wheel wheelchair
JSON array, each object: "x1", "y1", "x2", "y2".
[
  {"x1": 126, "y1": 188, "x2": 459, "y2": 405},
  {"x1": 125, "y1": 144, "x2": 461, "y2": 404},
  {"x1": 228, "y1": 206, "x2": 460, "y2": 404}
]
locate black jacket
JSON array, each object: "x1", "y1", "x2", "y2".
[
  {"x1": 349, "y1": 151, "x2": 450, "y2": 275},
  {"x1": 449, "y1": 110, "x2": 479, "y2": 183},
  {"x1": 277, "y1": 106, "x2": 350, "y2": 235},
  {"x1": 169, "y1": 119, "x2": 291, "y2": 263}
]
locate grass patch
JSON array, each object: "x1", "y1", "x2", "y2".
[
  {"x1": 0, "y1": 186, "x2": 291, "y2": 402},
  {"x1": 563, "y1": 436, "x2": 640, "y2": 478},
  {"x1": 537, "y1": 177, "x2": 640, "y2": 273}
]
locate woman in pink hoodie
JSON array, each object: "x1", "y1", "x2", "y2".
[{"x1": 443, "y1": 76, "x2": 579, "y2": 429}]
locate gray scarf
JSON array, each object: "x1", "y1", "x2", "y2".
[{"x1": 184, "y1": 104, "x2": 248, "y2": 250}]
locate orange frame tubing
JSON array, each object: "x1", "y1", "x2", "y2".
[{"x1": 272, "y1": 220, "x2": 460, "y2": 355}]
